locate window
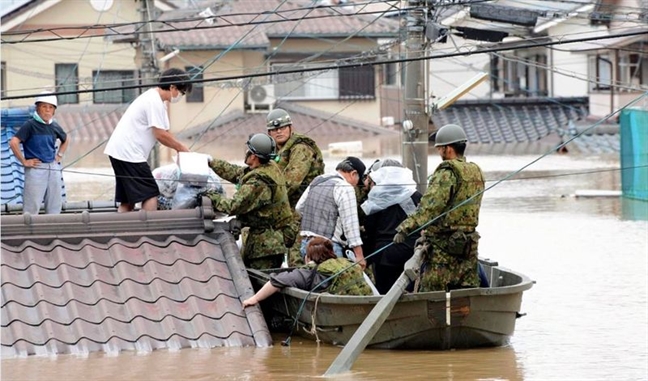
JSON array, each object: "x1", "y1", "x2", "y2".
[
  {"x1": 185, "y1": 66, "x2": 203, "y2": 102},
  {"x1": 618, "y1": 52, "x2": 648, "y2": 91},
  {"x1": 1, "y1": 62, "x2": 5, "y2": 98},
  {"x1": 273, "y1": 62, "x2": 375, "y2": 100},
  {"x1": 588, "y1": 54, "x2": 612, "y2": 91},
  {"x1": 339, "y1": 65, "x2": 375, "y2": 100},
  {"x1": 55, "y1": 64, "x2": 79, "y2": 104},
  {"x1": 490, "y1": 52, "x2": 548, "y2": 97},
  {"x1": 92, "y1": 70, "x2": 139, "y2": 104},
  {"x1": 383, "y1": 60, "x2": 404, "y2": 86}
]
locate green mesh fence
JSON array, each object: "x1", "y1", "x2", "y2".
[{"x1": 620, "y1": 108, "x2": 648, "y2": 201}]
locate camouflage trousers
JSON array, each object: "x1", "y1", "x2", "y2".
[
  {"x1": 286, "y1": 211, "x2": 304, "y2": 267},
  {"x1": 288, "y1": 236, "x2": 305, "y2": 267},
  {"x1": 418, "y1": 242, "x2": 480, "y2": 292}
]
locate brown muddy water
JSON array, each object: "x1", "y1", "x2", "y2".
[{"x1": 2, "y1": 151, "x2": 647, "y2": 380}]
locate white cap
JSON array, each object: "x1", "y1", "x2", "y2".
[{"x1": 35, "y1": 91, "x2": 58, "y2": 108}]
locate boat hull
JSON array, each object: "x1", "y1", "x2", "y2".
[{"x1": 247, "y1": 260, "x2": 533, "y2": 350}]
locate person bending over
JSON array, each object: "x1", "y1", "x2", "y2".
[{"x1": 242, "y1": 237, "x2": 371, "y2": 307}]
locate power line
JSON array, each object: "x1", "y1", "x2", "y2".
[
  {"x1": 4, "y1": 28, "x2": 647, "y2": 102},
  {"x1": 0, "y1": 5, "x2": 404, "y2": 44}
]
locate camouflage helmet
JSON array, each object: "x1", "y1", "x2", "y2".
[
  {"x1": 266, "y1": 108, "x2": 292, "y2": 130},
  {"x1": 246, "y1": 133, "x2": 277, "y2": 161},
  {"x1": 434, "y1": 124, "x2": 467, "y2": 147}
]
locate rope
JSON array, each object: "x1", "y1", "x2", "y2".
[{"x1": 305, "y1": 293, "x2": 324, "y2": 345}]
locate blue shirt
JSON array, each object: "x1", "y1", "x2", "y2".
[{"x1": 14, "y1": 118, "x2": 67, "y2": 163}]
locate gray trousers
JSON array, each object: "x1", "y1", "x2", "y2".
[{"x1": 23, "y1": 162, "x2": 63, "y2": 215}]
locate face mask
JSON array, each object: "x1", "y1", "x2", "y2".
[{"x1": 170, "y1": 93, "x2": 183, "y2": 103}]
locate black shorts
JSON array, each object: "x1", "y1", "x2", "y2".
[{"x1": 109, "y1": 156, "x2": 159, "y2": 204}]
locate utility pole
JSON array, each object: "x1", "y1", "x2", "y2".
[
  {"x1": 140, "y1": 0, "x2": 161, "y2": 168},
  {"x1": 401, "y1": 0, "x2": 430, "y2": 194}
]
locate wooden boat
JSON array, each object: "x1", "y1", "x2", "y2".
[{"x1": 247, "y1": 258, "x2": 534, "y2": 350}]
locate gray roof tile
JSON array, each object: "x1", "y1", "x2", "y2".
[
  {"x1": 1, "y1": 203, "x2": 271, "y2": 357},
  {"x1": 178, "y1": 102, "x2": 398, "y2": 149},
  {"x1": 157, "y1": 0, "x2": 398, "y2": 49},
  {"x1": 431, "y1": 97, "x2": 622, "y2": 155}
]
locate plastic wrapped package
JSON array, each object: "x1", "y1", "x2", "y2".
[
  {"x1": 171, "y1": 171, "x2": 225, "y2": 210},
  {"x1": 152, "y1": 163, "x2": 180, "y2": 198},
  {"x1": 177, "y1": 152, "x2": 211, "y2": 186},
  {"x1": 153, "y1": 160, "x2": 225, "y2": 210}
]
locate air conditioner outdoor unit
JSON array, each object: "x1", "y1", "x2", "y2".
[{"x1": 247, "y1": 84, "x2": 275, "y2": 112}]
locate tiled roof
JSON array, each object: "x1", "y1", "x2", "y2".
[
  {"x1": 431, "y1": 97, "x2": 589, "y2": 144},
  {"x1": 1, "y1": 202, "x2": 271, "y2": 357},
  {"x1": 177, "y1": 102, "x2": 398, "y2": 149},
  {"x1": 156, "y1": 0, "x2": 398, "y2": 50},
  {"x1": 430, "y1": 97, "x2": 623, "y2": 154},
  {"x1": 55, "y1": 104, "x2": 126, "y2": 144}
]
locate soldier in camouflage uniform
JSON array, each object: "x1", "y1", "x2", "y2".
[
  {"x1": 205, "y1": 134, "x2": 294, "y2": 270},
  {"x1": 243, "y1": 237, "x2": 371, "y2": 307},
  {"x1": 393, "y1": 124, "x2": 485, "y2": 292},
  {"x1": 266, "y1": 108, "x2": 325, "y2": 266}
]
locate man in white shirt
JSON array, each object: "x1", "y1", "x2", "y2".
[{"x1": 104, "y1": 68, "x2": 191, "y2": 212}]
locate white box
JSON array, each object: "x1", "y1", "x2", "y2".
[{"x1": 177, "y1": 152, "x2": 211, "y2": 187}]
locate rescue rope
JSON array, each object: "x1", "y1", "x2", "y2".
[{"x1": 306, "y1": 293, "x2": 323, "y2": 345}]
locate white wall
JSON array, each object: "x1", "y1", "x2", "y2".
[
  {"x1": 427, "y1": 51, "x2": 491, "y2": 101},
  {"x1": 547, "y1": 20, "x2": 604, "y2": 98},
  {"x1": 1, "y1": 0, "x2": 140, "y2": 107}
]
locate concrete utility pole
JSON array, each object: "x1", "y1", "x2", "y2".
[
  {"x1": 401, "y1": 0, "x2": 430, "y2": 194},
  {"x1": 140, "y1": 0, "x2": 161, "y2": 168}
]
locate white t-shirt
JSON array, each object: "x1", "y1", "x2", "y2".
[{"x1": 104, "y1": 88, "x2": 170, "y2": 163}]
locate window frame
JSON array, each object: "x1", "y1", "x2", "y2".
[
  {"x1": 588, "y1": 53, "x2": 613, "y2": 92},
  {"x1": 92, "y1": 70, "x2": 140, "y2": 104},
  {"x1": 55, "y1": 63, "x2": 79, "y2": 105},
  {"x1": 1, "y1": 61, "x2": 6, "y2": 98},
  {"x1": 185, "y1": 66, "x2": 204, "y2": 103},
  {"x1": 490, "y1": 51, "x2": 548, "y2": 97},
  {"x1": 272, "y1": 62, "x2": 375, "y2": 101}
]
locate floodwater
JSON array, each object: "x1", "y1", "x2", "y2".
[{"x1": 2, "y1": 151, "x2": 647, "y2": 380}]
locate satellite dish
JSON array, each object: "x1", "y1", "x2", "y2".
[
  {"x1": 249, "y1": 86, "x2": 268, "y2": 103},
  {"x1": 90, "y1": 0, "x2": 113, "y2": 12}
]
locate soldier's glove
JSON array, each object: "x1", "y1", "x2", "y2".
[
  {"x1": 415, "y1": 235, "x2": 427, "y2": 248},
  {"x1": 228, "y1": 219, "x2": 242, "y2": 239},
  {"x1": 393, "y1": 231, "x2": 407, "y2": 244},
  {"x1": 199, "y1": 190, "x2": 222, "y2": 209}
]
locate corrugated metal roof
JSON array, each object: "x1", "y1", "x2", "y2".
[
  {"x1": 1, "y1": 201, "x2": 272, "y2": 357},
  {"x1": 1, "y1": 110, "x2": 26, "y2": 206}
]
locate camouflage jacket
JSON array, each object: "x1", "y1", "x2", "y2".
[
  {"x1": 396, "y1": 157, "x2": 484, "y2": 292},
  {"x1": 312, "y1": 258, "x2": 372, "y2": 296},
  {"x1": 396, "y1": 157, "x2": 484, "y2": 237},
  {"x1": 207, "y1": 160, "x2": 293, "y2": 259},
  {"x1": 276, "y1": 133, "x2": 325, "y2": 208}
]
